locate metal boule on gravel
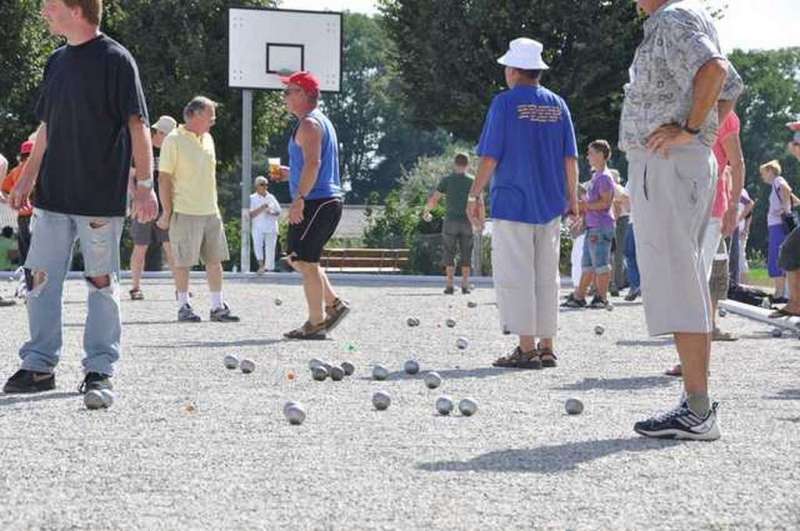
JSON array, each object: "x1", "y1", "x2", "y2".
[
  {"x1": 308, "y1": 358, "x2": 325, "y2": 370},
  {"x1": 240, "y1": 359, "x2": 256, "y2": 374},
  {"x1": 330, "y1": 366, "x2": 345, "y2": 381},
  {"x1": 565, "y1": 398, "x2": 584, "y2": 415},
  {"x1": 407, "y1": 317, "x2": 420, "y2": 327},
  {"x1": 283, "y1": 400, "x2": 299, "y2": 415},
  {"x1": 274, "y1": 298, "x2": 283, "y2": 306},
  {"x1": 458, "y1": 398, "x2": 478, "y2": 417},
  {"x1": 99, "y1": 389, "x2": 115, "y2": 408},
  {"x1": 435, "y1": 396, "x2": 454, "y2": 415},
  {"x1": 606, "y1": 304, "x2": 614, "y2": 312},
  {"x1": 285, "y1": 403, "x2": 306, "y2": 425},
  {"x1": 424, "y1": 372, "x2": 442, "y2": 389},
  {"x1": 84, "y1": 390, "x2": 106, "y2": 410},
  {"x1": 445, "y1": 318, "x2": 456, "y2": 328},
  {"x1": 341, "y1": 361, "x2": 355, "y2": 376},
  {"x1": 719, "y1": 308, "x2": 727, "y2": 318},
  {"x1": 404, "y1": 360, "x2": 420, "y2": 375},
  {"x1": 771, "y1": 328, "x2": 783, "y2": 338},
  {"x1": 455, "y1": 337, "x2": 469, "y2": 350},
  {"x1": 467, "y1": 301, "x2": 478, "y2": 308},
  {"x1": 224, "y1": 354, "x2": 239, "y2": 370},
  {"x1": 372, "y1": 365, "x2": 389, "y2": 381},
  {"x1": 594, "y1": 325, "x2": 605, "y2": 336},
  {"x1": 312, "y1": 366, "x2": 329, "y2": 381},
  {"x1": 372, "y1": 391, "x2": 391, "y2": 411}
]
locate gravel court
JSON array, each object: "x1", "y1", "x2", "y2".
[{"x1": 0, "y1": 278, "x2": 798, "y2": 530}]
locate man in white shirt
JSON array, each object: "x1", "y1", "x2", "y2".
[{"x1": 249, "y1": 176, "x2": 281, "y2": 273}]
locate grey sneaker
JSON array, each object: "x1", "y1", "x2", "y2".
[
  {"x1": 210, "y1": 303, "x2": 240, "y2": 322},
  {"x1": 178, "y1": 303, "x2": 202, "y2": 322}
]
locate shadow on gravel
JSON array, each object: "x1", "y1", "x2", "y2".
[
  {"x1": 140, "y1": 338, "x2": 286, "y2": 349},
  {"x1": 777, "y1": 417, "x2": 800, "y2": 423},
  {"x1": 418, "y1": 437, "x2": 680, "y2": 474},
  {"x1": 765, "y1": 388, "x2": 800, "y2": 401},
  {"x1": 615, "y1": 338, "x2": 675, "y2": 347},
  {"x1": 554, "y1": 376, "x2": 675, "y2": 392},
  {"x1": 64, "y1": 319, "x2": 178, "y2": 328},
  {"x1": 360, "y1": 367, "x2": 519, "y2": 382},
  {"x1": 0, "y1": 391, "x2": 78, "y2": 407}
]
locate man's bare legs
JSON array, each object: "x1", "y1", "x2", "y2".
[{"x1": 130, "y1": 244, "x2": 147, "y2": 292}]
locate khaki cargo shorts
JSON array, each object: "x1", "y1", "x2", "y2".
[{"x1": 169, "y1": 212, "x2": 230, "y2": 267}]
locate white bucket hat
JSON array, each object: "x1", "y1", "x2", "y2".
[{"x1": 497, "y1": 38, "x2": 549, "y2": 70}]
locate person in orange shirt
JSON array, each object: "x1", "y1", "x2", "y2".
[{"x1": 0, "y1": 140, "x2": 35, "y2": 286}]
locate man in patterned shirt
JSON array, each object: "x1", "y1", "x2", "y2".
[{"x1": 620, "y1": 0, "x2": 743, "y2": 441}]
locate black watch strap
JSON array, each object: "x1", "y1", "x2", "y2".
[{"x1": 683, "y1": 123, "x2": 701, "y2": 136}]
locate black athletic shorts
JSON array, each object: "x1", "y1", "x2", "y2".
[{"x1": 287, "y1": 197, "x2": 343, "y2": 263}]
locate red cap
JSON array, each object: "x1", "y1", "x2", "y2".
[
  {"x1": 20, "y1": 140, "x2": 34, "y2": 155},
  {"x1": 280, "y1": 71, "x2": 320, "y2": 96},
  {"x1": 787, "y1": 121, "x2": 800, "y2": 132}
]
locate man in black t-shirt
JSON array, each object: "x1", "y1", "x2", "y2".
[{"x1": 3, "y1": 0, "x2": 158, "y2": 395}]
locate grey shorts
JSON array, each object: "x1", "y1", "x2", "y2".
[
  {"x1": 442, "y1": 219, "x2": 474, "y2": 268},
  {"x1": 779, "y1": 227, "x2": 800, "y2": 272},
  {"x1": 131, "y1": 219, "x2": 169, "y2": 246}
]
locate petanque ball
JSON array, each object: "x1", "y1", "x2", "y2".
[
  {"x1": 224, "y1": 355, "x2": 240, "y2": 370},
  {"x1": 330, "y1": 366, "x2": 345, "y2": 381},
  {"x1": 407, "y1": 317, "x2": 419, "y2": 327},
  {"x1": 594, "y1": 325, "x2": 605, "y2": 336},
  {"x1": 312, "y1": 366, "x2": 329, "y2": 381},
  {"x1": 445, "y1": 318, "x2": 456, "y2": 328},
  {"x1": 285, "y1": 404, "x2": 306, "y2": 425},
  {"x1": 372, "y1": 391, "x2": 391, "y2": 411},
  {"x1": 456, "y1": 337, "x2": 469, "y2": 350},
  {"x1": 404, "y1": 360, "x2": 420, "y2": 375},
  {"x1": 436, "y1": 396, "x2": 454, "y2": 416},
  {"x1": 424, "y1": 372, "x2": 442, "y2": 389},
  {"x1": 84, "y1": 390, "x2": 106, "y2": 410},
  {"x1": 458, "y1": 398, "x2": 478, "y2": 417},
  {"x1": 341, "y1": 361, "x2": 355, "y2": 376},
  {"x1": 719, "y1": 308, "x2": 727, "y2": 318},
  {"x1": 308, "y1": 358, "x2": 325, "y2": 370},
  {"x1": 565, "y1": 398, "x2": 584, "y2": 415},
  {"x1": 467, "y1": 301, "x2": 478, "y2": 309},
  {"x1": 240, "y1": 359, "x2": 255, "y2": 374},
  {"x1": 372, "y1": 365, "x2": 389, "y2": 381},
  {"x1": 772, "y1": 328, "x2": 783, "y2": 338},
  {"x1": 99, "y1": 389, "x2": 115, "y2": 408},
  {"x1": 274, "y1": 298, "x2": 283, "y2": 306},
  {"x1": 283, "y1": 400, "x2": 299, "y2": 416}
]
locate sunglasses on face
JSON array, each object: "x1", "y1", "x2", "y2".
[{"x1": 283, "y1": 88, "x2": 302, "y2": 96}]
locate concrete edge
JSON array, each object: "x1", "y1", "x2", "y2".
[{"x1": 719, "y1": 299, "x2": 800, "y2": 333}]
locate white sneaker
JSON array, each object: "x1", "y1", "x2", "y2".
[{"x1": 634, "y1": 400, "x2": 721, "y2": 441}]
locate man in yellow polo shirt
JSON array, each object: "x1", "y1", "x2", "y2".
[{"x1": 157, "y1": 96, "x2": 239, "y2": 323}]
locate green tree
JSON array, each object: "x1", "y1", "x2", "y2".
[
  {"x1": 378, "y1": 0, "x2": 643, "y2": 151},
  {"x1": 729, "y1": 47, "x2": 800, "y2": 256}
]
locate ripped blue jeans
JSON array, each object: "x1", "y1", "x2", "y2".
[{"x1": 19, "y1": 209, "x2": 123, "y2": 376}]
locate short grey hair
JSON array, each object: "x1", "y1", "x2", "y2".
[
  {"x1": 254, "y1": 176, "x2": 268, "y2": 186},
  {"x1": 183, "y1": 96, "x2": 218, "y2": 121}
]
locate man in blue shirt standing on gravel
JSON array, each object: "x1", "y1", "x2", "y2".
[{"x1": 468, "y1": 37, "x2": 579, "y2": 371}]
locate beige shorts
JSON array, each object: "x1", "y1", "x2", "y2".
[
  {"x1": 627, "y1": 143, "x2": 716, "y2": 336},
  {"x1": 169, "y1": 212, "x2": 230, "y2": 267}
]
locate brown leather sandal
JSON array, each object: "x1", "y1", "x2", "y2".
[
  {"x1": 283, "y1": 321, "x2": 327, "y2": 340},
  {"x1": 539, "y1": 349, "x2": 558, "y2": 368}
]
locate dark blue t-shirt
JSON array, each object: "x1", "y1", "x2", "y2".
[
  {"x1": 477, "y1": 85, "x2": 578, "y2": 224},
  {"x1": 35, "y1": 34, "x2": 148, "y2": 217}
]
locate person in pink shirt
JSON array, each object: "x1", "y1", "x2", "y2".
[{"x1": 667, "y1": 110, "x2": 745, "y2": 376}]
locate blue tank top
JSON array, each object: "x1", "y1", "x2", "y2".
[{"x1": 288, "y1": 109, "x2": 342, "y2": 201}]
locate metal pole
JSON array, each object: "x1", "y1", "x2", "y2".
[{"x1": 240, "y1": 89, "x2": 253, "y2": 273}]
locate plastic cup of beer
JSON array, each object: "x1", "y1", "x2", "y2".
[{"x1": 268, "y1": 157, "x2": 281, "y2": 179}]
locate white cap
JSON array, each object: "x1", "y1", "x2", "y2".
[
  {"x1": 497, "y1": 38, "x2": 549, "y2": 70},
  {"x1": 152, "y1": 115, "x2": 177, "y2": 135}
]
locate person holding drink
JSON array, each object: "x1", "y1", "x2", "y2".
[{"x1": 249, "y1": 175, "x2": 281, "y2": 273}]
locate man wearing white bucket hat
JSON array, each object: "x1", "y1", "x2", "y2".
[{"x1": 468, "y1": 37, "x2": 579, "y2": 370}]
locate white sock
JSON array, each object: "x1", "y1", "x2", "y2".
[
  {"x1": 177, "y1": 291, "x2": 190, "y2": 307},
  {"x1": 210, "y1": 291, "x2": 224, "y2": 310}
]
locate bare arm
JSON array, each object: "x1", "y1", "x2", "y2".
[
  {"x1": 129, "y1": 116, "x2": 153, "y2": 183},
  {"x1": 0, "y1": 154, "x2": 7, "y2": 182},
  {"x1": 158, "y1": 171, "x2": 173, "y2": 218},
  {"x1": 721, "y1": 133, "x2": 746, "y2": 236},
  {"x1": 424, "y1": 191, "x2": 443, "y2": 212},
  {"x1": 11, "y1": 124, "x2": 47, "y2": 210},
  {"x1": 249, "y1": 202, "x2": 270, "y2": 219},
  {"x1": 295, "y1": 119, "x2": 322, "y2": 198}
]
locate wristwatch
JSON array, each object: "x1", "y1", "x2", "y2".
[
  {"x1": 682, "y1": 123, "x2": 701, "y2": 136},
  {"x1": 136, "y1": 178, "x2": 154, "y2": 189},
  {"x1": 467, "y1": 193, "x2": 482, "y2": 202}
]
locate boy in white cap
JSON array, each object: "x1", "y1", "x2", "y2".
[{"x1": 468, "y1": 37, "x2": 579, "y2": 370}]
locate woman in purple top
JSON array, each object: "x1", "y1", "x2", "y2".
[
  {"x1": 563, "y1": 140, "x2": 616, "y2": 309},
  {"x1": 761, "y1": 159, "x2": 793, "y2": 303}
]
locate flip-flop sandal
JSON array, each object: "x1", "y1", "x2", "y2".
[
  {"x1": 493, "y1": 347, "x2": 527, "y2": 368},
  {"x1": 284, "y1": 321, "x2": 327, "y2": 340},
  {"x1": 129, "y1": 289, "x2": 144, "y2": 301},
  {"x1": 539, "y1": 349, "x2": 558, "y2": 368}
]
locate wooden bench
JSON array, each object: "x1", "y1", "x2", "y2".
[{"x1": 320, "y1": 248, "x2": 410, "y2": 273}]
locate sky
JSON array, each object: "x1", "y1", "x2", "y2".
[{"x1": 279, "y1": 0, "x2": 800, "y2": 52}]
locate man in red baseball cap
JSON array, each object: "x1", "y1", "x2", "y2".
[
  {"x1": 1, "y1": 138, "x2": 37, "y2": 290},
  {"x1": 271, "y1": 70, "x2": 348, "y2": 339}
]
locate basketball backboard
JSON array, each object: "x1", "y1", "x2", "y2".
[{"x1": 229, "y1": 7, "x2": 342, "y2": 92}]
